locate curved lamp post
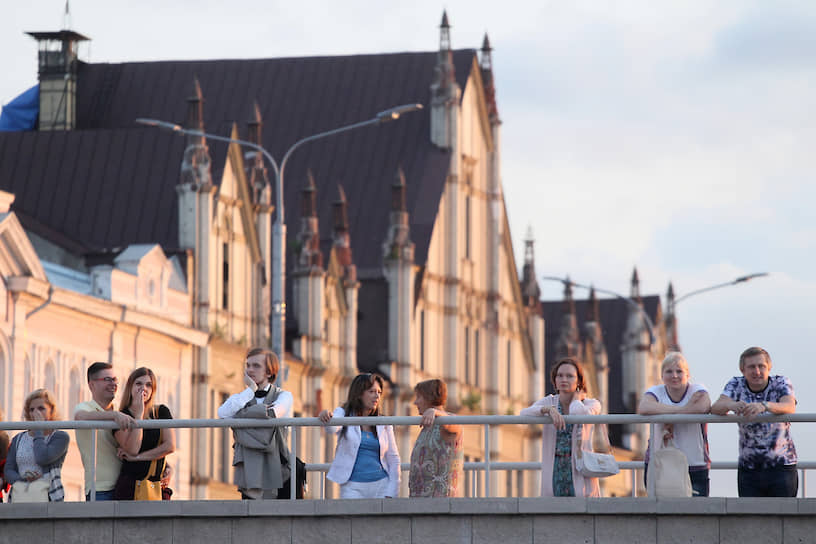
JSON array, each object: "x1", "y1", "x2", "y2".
[
  {"x1": 541, "y1": 275, "x2": 656, "y2": 347},
  {"x1": 673, "y1": 273, "x2": 769, "y2": 306},
  {"x1": 136, "y1": 103, "x2": 423, "y2": 384}
]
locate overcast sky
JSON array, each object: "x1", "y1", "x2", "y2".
[{"x1": 3, "y1": 0, "x2": 814, "y2": 497}]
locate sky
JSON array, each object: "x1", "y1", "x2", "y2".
[{"x1": 2, "y1": 0, "x2": 814, "y2": 497}]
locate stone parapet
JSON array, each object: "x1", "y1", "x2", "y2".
[{"x1": 0, "y1": 498, "x2": 814, "y2": 543}]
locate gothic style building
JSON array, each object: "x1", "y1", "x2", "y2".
[{"x1": 0, "y1": 12, "x2": 556, "y2": 498}]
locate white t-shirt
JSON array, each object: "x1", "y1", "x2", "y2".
[{"x1": 644, "y1": 383, "x2": 711, "y2": 469}]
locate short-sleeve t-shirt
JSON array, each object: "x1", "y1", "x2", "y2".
[
  {"x1": 74, "y1": 399, "x2": 122, "y2": 494},
  {"x1": 721, "y1": 375, "x2": 797, "y2": 469},
  {"x1": 114, "y1": 404, "x2": 173, "y2": 480},
  {"x1": 644, "y1": 382, "x2": 710, "y2": 469}
]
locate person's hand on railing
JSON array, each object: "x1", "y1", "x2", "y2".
[
  {"x1": 112, "y1": 411, "x2": 136, "y2": 430},
  {"x1": 736, "y1": 401, "x2": 766, "y2": 420},
  {"x1": 318, "y1": 410, "x2": 332, "y2": 424},
  {"x1": 543, "y1": 406, "x2": 566, "y2": 431},
  {"x1": 420, "y1": 408, "x2": 438, "y2": 428}
]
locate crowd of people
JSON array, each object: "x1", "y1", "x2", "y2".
[{"x1": 0, "y1": 345, "x2": 799, "y2": 501}]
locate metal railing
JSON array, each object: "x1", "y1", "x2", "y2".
[{"x1": 1, "y1": 412, "x2": 812, "y2": 500}]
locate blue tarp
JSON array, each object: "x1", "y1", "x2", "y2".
[{"x1": 0, "y1": 85, "x2": 39, "y2": 131}]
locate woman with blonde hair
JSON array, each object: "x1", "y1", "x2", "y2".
[
  {"x1": 113, "y1": 367, "x2": 175, "y2": 500},
  {"x1": 520, "y1": 358, "x2": 602, "y2": 497},
  {"x1": 5, "y1": 389, "x2": 69, "y2": 501},
  {"x1": 638, "y1": 351, "x2": 711, "y2": 496}
]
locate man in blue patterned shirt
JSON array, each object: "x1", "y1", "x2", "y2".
[{"x1": 712, "y1": 347, "x2": 797, "y2": 497}]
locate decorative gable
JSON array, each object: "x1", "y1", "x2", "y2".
[{"x1": 90, "y1": 243, "x2": 189, "y2": 323}]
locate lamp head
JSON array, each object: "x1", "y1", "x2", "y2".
[{"x1": 376, "y1": 103, "x2": 423, "y2": 122}]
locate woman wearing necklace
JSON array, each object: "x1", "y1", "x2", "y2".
[
  {"x1": 521, "y1": 358, "x2": 602, "y2": 497},
  {"x1": 319, "y1": 373, "x2": 400, "y2": 498},
  {"x1": 638, "y1": 351, "x2": 711, "y2": 496}
]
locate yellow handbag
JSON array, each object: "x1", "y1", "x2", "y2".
[{"x1": 134, "y1": 458, "x2": 162, "y2": 501}]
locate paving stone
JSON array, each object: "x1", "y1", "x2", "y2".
[
  {"x1": 594, "y1": 514, "x2": 656, "y2": 544},
  {"x1": 657, "y1": 515, "x2": 719, "y2": 544},
  {"x1": 473, "y1": 515, "x2": 533, "y2": 543},
  {"x1": 351, "y1": 515, "x2": 410, "y2": 544},
  {"x1": 292, "y1": 516, "x2": 351, "y2": 544},
  {"x1": 232, "y1": 517, "x2": 292, "y2": 544},
  {"x1": 720, "y1": 515, "x2": 782, "y2": 544},
  {"x1": 533, "y1": 515, "x2": 593, "y2": 544},
  {"x1": 411, "y1": 515, "x2": 472, "y2": 544},
  {"x1": 114, "y1": 518, "x2": 173, "y2": 544}
]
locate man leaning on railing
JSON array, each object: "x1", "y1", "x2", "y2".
[{"x1": 711, "y1": 346, "x2": 798, "y2": 497}]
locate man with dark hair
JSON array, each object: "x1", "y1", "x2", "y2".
[
  {"x1": 218, "y1": 348, "x2": 294, "y2": 499},
  {"x1": 74, "y1": 362, "x2": 134, "y2": 500},
  {"x1": 712, "y1": 347, "x2": 797, "y2": 497}
]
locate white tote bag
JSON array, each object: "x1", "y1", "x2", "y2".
[{"x1": 646, "y1": 424, "x2": 692, "y2": 498}]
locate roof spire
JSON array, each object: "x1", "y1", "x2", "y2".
[
  {"x1": 520, "y1": 226, "x2": 541, "y2": 306},
  {"x1": 296, "y1": 170, "x2": 322, "y2": 269},
  {"x1": 440, "y1": 10, "x2": 451, "y2": 50},
  {"x1": 587, "y1": 285, "x2": 600, "y2": 322},
  {"x1": 630, "y1": 267, "x2": 641, "y2": 300},
  {"x1": 392, "y1": 166, "x2": 407, "y2": 212},
  {"x1": 479, "y1": 32, "x2": 500, "y2": 122}
]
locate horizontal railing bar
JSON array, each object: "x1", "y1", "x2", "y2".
[
  {"x1": 3, "y1": 412, "x2": 814, "y2": 431},
  {"x1": 302, "y1": 460, "x2": 816, "y2": 473}
]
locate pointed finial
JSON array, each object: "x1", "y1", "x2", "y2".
[
  {"x1": 335, "y1": 184, "x2": 347, "y2": 203},
  {"x1": 392, "y1": 166, "x2": 407, "y2": 212},
  {"x1": 631, "y1": 267, "x2": 639, "y2": 285},
  {"x1": 667, "y1": 282, "x2": 675, "y2": 300},
  {"x1": 482, "y1": 32, "x2": 492, "y2": 52},
  {"x1": 441, "y1": 10, "x2": 450, "y2": 28},
  {"x1": 301, "y1": 169, "x2": 317, "y2": 217},
  {"x1": 524, "y1": 224, "x2": 534, "y2": 242},
  {"x1": 564, "y1": 276, "x2": 573, "y2": 301}
]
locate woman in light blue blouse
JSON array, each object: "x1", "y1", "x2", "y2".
[{"x1": 318, "y1": 374, "x2": 401, "y2": 498}]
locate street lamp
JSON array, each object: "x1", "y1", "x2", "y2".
[
  {"x1": 541, "y1": 275, "x2": 656, "y2": 347},
  {"x1": 136, "y1": 103, "x2": 423, "y2": 384},
  {"x1": 672, "y1": 273, "x2": 769, "y2": 306}
]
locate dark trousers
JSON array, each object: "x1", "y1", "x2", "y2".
[{"x1": 738, "y1": 466, "x2": 798, "y2": 497}]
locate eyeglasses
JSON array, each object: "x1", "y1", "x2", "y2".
[{"x1": 92, "y1": 377, "x2": 119, "y2": 385}]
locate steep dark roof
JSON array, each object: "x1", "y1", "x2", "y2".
[
  {"x1": 540, "y1": 295, "x2": 661, "y2": 416},
  {"x1": 1, "y1": 49, "x2": 476, "y2": 266},
  {"x1": 0, "y1": 128, "x2": 185, "y2": 251}
]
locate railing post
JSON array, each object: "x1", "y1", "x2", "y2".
[
  {"x1": 290, "y1": 426, "x2": 298, "y2": 500},
  {"x1": 801, "y1": 468, "x2": 806, "y2": 498},
  {"x1": 484, "y1": 423, "x2": 490, "y2": 498},
  {"x1": 631, "y1": 468, "x2": 637, "y2": 497},
  {"x1": 89, "y1": 428, "x2": 97, "y2": 501}
]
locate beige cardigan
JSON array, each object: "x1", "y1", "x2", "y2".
[{"x1": 520, "y1": 395, "x2": 602, "y2": 497}]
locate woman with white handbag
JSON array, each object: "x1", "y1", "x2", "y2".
[
  {"x1": 521, "y1": 358, "x2": 603, "y2": 497},
  {"x1": 5, "y1": 389, "x2": 69, "y2": 502},
  {"x1": 638, "y1": 351, "x2": 711, "y2": 497}
]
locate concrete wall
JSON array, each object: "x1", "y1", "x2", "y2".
[{"x1": 1, "y1": 497, "x2": 814, "y2": 543}]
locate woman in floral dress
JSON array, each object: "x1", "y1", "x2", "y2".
[{"x1": 409, "y1": 379, "x2": 464, "y2": 497}]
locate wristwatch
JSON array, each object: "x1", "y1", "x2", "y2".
[{"x1": 761, "y1": 401, "x2": 769, "y2": 412}]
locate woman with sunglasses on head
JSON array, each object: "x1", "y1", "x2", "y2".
[
  {"x1": 319, "y1": 373, "x2": 401, "y2": 498},
  {"x1": 521, "y1": 357, "x2": 602, "y2": 497},
  {"x1": 113, "y1": 367, "x2": 175, "y2": 500}
]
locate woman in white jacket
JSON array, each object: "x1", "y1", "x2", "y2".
[
  {"x1": 319, "y1": 373, "x2": 401, "y2": 498},
  {"x1": 520, "y1": 357, "x2": 601, "y2": 497}
]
